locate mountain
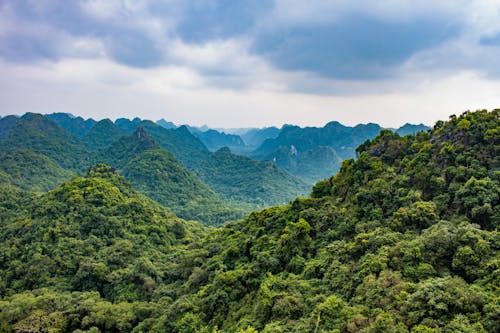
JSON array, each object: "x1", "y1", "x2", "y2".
[
  {"x1": 45, "y1": 112, "x2": 96, "y2": 138},
  {"x1": 0, "y1": 165, "x2": 202, "y2": 306},
  {"x1": 252, "y1": 122, "x2": 383, "y2": 183},
  {"x1": 82, "y1": 119, "x2": 127, "y2": 149},
  {"x1": 187, "y1": 127, "x2": 246, "y2": 152},
  {"x1": 0, "y1": 115, "x2": 19, "y2": 141},
  {"x1": 396, "y1": 123, "x2": 430, "y2": 136},
  {"x1": 195, "y1": 147, "x2": 310, "y2": 209},
  {"x1": 0, "y1": 109, "x2": 497, "y2": 332},
  {"x1": 138, "y1": 121, "x2": 212, "y2": 169},
  {"x1": 115, "y1": 117, "x2": 142, "y2": 133},
  {"x1": 0, "y1": 113, "x2": 305, "y2": 222},
  {"x1": 0, "y1": 147, "x2": 74, "y2": 191},
  {"x1": 240, "y1": 126, "x2": 280, "y2": 147},
  {"x1": 137, "y1": 109, "x2": 497, "y2": 332},
  {"x1": 0, "y1": 113, "x2": 92, "y2": 171},
  {"x1": 157, "y1": 118, "x2": 177, "y2": 129},
  {"x1": 99, "y1": 127, "x2": 245, "y2": 224}
]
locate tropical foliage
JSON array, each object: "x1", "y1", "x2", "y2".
[{"x1": 0, "y1": 109, "x2": 497, "y2": 332}]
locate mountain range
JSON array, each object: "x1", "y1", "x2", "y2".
[
  {"x1": 0, "y1": 109, "x2": 497, "y2": 332},
  {"x1": 0, "y1": 113, "x2": 316, "y2": 224}
]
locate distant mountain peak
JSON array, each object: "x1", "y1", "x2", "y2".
[
  {"x1": 157, "y1": 118, "x2": 177, "y2": 129},
  {"x1": 134, "y1": 126, "x2": 150, "y2": 139}
]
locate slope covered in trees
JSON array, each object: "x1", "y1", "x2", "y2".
[
  {"x1": 196, "y1": 147, "x2": 310, "y2": 209},
  {"x1": 251, "y1": 122, "x2": 430, "y2": 184},
  {"x1": 0, "y1": 109, "x2": 497, "y2": 332},
  {"x1": 146, "y1": 109, "x2": 498, "y2": 332},
  {"x1": 0, "y1": 113, "x2": 306, "y2": 224},
  {"x1": 0, "y1": 165, "x2": 206, "y2": 332},
  {"x1": 252, "y1": 122, "x2": 384, "y2": 183},
  {"x1": 82, "y1": 119, "x2": 127, "y2": 149},
  {"x1": 0, "y1": 148, "x2": 74, "y2": 192},
  {"x1": 45, "y1": 113, "x2": 96, "y2": 139},
  {"x1": 99, "y1": 127, "x2": 245, "y2": 224},
  {"x1": 0, "y1": 113, "x2": 92, "y2": 172}
]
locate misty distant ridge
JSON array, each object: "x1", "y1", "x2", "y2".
[
  {"x1": 40, "y1": 112, "x2": 430, "y2": 152},
  {"x1": 1, "y1": 112, "x2": 430, "y2": 186}
]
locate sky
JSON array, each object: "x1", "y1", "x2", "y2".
[{"x1": 1, "y1": 0, "x2": 500, "y2": 128}]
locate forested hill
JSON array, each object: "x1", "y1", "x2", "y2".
[
  {"x1": 0, "y1": 113, "x2": 308, "y2": 224},
  {"x1": 0, "y1": 109, "x2": 498, "y2": 332},
  {"x1": 252, "y1": 122, "x2": 384, "y2": 183}
]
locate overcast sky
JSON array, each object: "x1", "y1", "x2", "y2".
[{"x1": 1, "y1": 0, "x2": 499, "y2": 128}]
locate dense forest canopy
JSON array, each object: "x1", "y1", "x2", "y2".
[
  {"x1": 0, "y1": 109, "x2": 498, "y2": 332},
  {"x1": 0, "y1": 113, "x2": 311, "y2": 225}
]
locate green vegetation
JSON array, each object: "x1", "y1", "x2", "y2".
[
  {"x1": 0, "y1": 114, "x2": 303, "y2": 224},
  {"x1": 251, "y1": 122, "x2": 430, "y2": 184},
  {"x1": 0, "y1": 113, "x2": 92, "y2": 172},
  {"x1": 99, "y1": 127, "x2": 245, "y2": 224},
  {"x1": 46, "y1": 113, "x2": 96, "y2": 139},
  {"x1": 0, "y1": 109, "x2": 497, "y2": 332},
  {"x1": 196, "y1": 147, "x2": 310, "y2": 209},
  {"x1": 187, "y1": 127, "x2": 246, "y2": 152},
  {"x1": 0, "y1": 148, "x2": 74, "y2": 191},
  {"x1": 82, "y1": 119, "x2": 126, "y2": 149},
  {"x1": 0, "y1": 115, "x2": 19, "y2": 141},
  {"x1": 0, "y1": 165, "x2": 206, "y2": 332},
  {"x1": 252, "y1": 122, "x2": 383, "y2": 183}
]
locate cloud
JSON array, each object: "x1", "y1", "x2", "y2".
[
  {"x1": 174, "y1": 0, "x2": 273, "y2": 42},
  {"x1": 0, "y1": 0, "x2": 499, "y2": 127},
  {"x1": 252, "y1": 15, "x2": 461, "y2": 79}
]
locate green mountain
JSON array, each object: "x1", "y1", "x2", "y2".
[
  {"x1": 396, "y1": 123, "x2": 430, "y2": 136},
  {"x1": 0, "y1": 165, "x2": 206, "y2": 332},
  {"x1": 82, "y1": 119, "x2": 127, "y2": 149},
  {"x1": 141, "y1": 109, "x2": 496, "y2": 332},
  {"x1": 99, "y1": 127, "x2": 245, "y2": 224},
  {"x1": 0, "y1": 113, "x2": 91, "y2": 172},
  {"x1": 0, "y1": 109, "x2": 498, "y2": 332},
  {"x1": 0, "y1": 115, "x2": 19, "y2": 141},
  {"x1": 252, "y1": 122, "x2": 430, "y2": 184},
  {"x1": 45, "y1": 112, "x2": 96, "y2": 138},
  {"x1": 115, "y1": 117, "x2": 142, "y2": 133},
  {"x1": 0, "y1": 147, "x2": 74, "y2": 191},
  {"x1": 137, "y1": 122, "x2": 309, "y2": 210},
  {"x1": 157, "y1": 118, "x2": 177, "y2": 129},
  {"x1": 140, "y1": 122, "x2": 211, "y2": 169},
  {"x1": 187, "y1": 126, "x2": 246, "y2": 152},
  {"x1": 196, "y1": 147, "x2": 310, "y2": 209},
  {"x1": 241, "y1": 126, "x2": 280, "y2": 147},
  {"x1": 253, "y1": 122, "x2": 383, "y2": 183}
]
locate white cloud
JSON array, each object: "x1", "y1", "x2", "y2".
[
  {"x1": 1, "y1": 58, "x2": 499, "y2": 128},
  {"x1": 270, "y1": 0, "x2": 467, "y2": 25}
]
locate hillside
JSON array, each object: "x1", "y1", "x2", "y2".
[
  {"x1": 187, "y1": 126, "x2": 246, "y2": 152},
  {"x1": 82, "y1": 119, "x2": 127, "y2": 149},
  {"x1": 0, "y1": 148, "x2": 74, "y2": 191},
  {"x1": 0, "y1": 109, "x2": 498, "y2": 332},
  {"x1": 45, "y1": 113, "x2": 96, "y2": 138},
  {"x1": 0, "y1": 115, "x2": 19, "y2": 141},
  {"x1": 252, "y1": 122, "x2": 430, "y2": 184},
  {"x1": 241, "y1": 126, "x2": 281, "y2": 147},
  {"x1": 0, "y1": 113, "x2": 92, "y2": 172},
  {"x1": 0, "y1": 165, "x2": 206, "y2": 331},
  {"x1": 0, "y1": 113, "x2": 308, "y2": 223},
  {"x1": 155, "y1": 109, "x2": 496, "y2": 332},
  {"x1": 99, "y1": 127, "x2": 245, "y2": 224},
  {"x1": 196, "y1": 147, "x2": 310, "y2": 209}
]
